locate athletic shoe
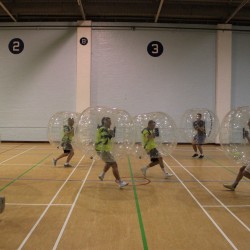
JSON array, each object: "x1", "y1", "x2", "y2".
[
  {"x1": 52, "y1": 159, "x2": 57, "y2": 167},
  {"x1": 165, "y1": 172, "x2": 173, "y2": 178},
  {"x1": 119, "y1": 181, "x2": 128, "y2": 188},
  {"x1": 98, "y1": 174, "x2": 104, "y2": 181},
  {"x1": 192, "y1": 153, "x2": 198, "y2": 157},
  {"x1": 64, "y1": 163, "x2": 73, "y2": 168},
  {"x1": 198, "y1": 155, "x2": 204, "y2": 159},
  {"x1": 141, "y1": 167, "x2": 147, "y2": 176},
  {"x1": 223, "y1": 184, "x2": 235, "y2": 191}
]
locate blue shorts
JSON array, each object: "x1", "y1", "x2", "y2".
[{"x1": 193, "y1": 134, "x2": 206, "y2": 145}]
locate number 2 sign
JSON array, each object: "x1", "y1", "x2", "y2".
[{"x1": 8, "y1": 38, "x2": 24, "y2": 54}]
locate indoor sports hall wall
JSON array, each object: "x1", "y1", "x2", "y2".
[
  {"x1": 91, "y1": 25, "x2": 216, "y2": 131},
  {"x1": 231, "y1": 29, "x2": 250, "y2": 108},
  {"x1": 0, "y1": 24, "x2": 76, "y2": 141},
  {"x1": 0, "y1": 22, "x2": 250, "y2": 142}
]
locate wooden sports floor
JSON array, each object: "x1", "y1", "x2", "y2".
[{"x1": 0, "y1": 142, "x2": 249, "y2": 250}]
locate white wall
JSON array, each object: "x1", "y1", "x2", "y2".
[
  {"x1": 1, "y1": 22, "x2": 250, "y2": 142},
  {"x1": 0, "y1": 24, "x2": 76, "y2": 141},
  {"x1": 91, "y1": 26, "x2": 216, "y2": 139},
  {"x1": 232, "y1": 30, "x2": 250, "y2": 108}
]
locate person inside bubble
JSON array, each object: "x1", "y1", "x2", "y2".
[
  {"x1": 191, "y1": 113, "x2": 206, "y2": 159},
  {"x1": 223, "y1": 119, "x2": 250, "y2": 191},
  {"x1": 53, "y1": 117, "x2": 75, "y2": 167},
  {"x1": 96, "y1": 117, "x2": 128, "y2": 188},
  {"x1": 140, "y1": 120, "x2": 173, "y2": 178}
]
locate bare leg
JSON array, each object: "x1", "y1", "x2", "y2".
[
  {"x1": 65, "y1": 150, "x2": 74, "y2": 164},
  {"x1": 197, "y1": 145, "x2": 203, "y2": 155},
  {"x1": 224, "y1": 166, "x2": 250, "y2": 190},
  {"x1": 0, "y1": 196, "x2": 5, "y2": 214},
  {"x1": 232, "y1": 166, "x2": 249, "y2": 188},
  {"x1": 192, "y1": 143, "x2": 197, "y2": 153},
  {"x1": 55, "y1": 153, "x2": 69, "y2": 162},
  {"x1": 145, "y1": 157, "x2": 171, "y2": 176},
  {"x1": 98, "y1": 163, "x2": 111, "y2": 180},
  {"x1": 147, "y1": 160, "x2": 159, "y2": 168},
  {"x1": 111, "y1": 162, "x2": 121, "y2": 181},
  {"x1": 103, "y1": 163, "x2": 111, "y2": 173}
]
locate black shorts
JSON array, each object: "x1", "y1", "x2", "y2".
[
  {"x1": 148, "y1": 148, "x2": 161, "y2": 162},
  {"x1": 151, "y1": 157, "x2": 159, "y2": 163},
  {"x1": 64, "y1": 149, "x2": 71, "y2": 154}
]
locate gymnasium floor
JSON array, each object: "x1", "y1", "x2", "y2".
[{"x1": 0, "y1": 142, "x2": 249, "y2": 250}]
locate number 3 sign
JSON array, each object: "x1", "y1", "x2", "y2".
[
  {"x1": 8, "y1": 38, "x2": 24, "y2": 54},
  {"x1": 147, "y1": 41, "x2": 163, "y2": 57}
]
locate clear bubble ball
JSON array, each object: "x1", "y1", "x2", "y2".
[
  {"x1": 181, "y1": 108, "x2": 220, "y2": 143},
  {"x1": 133, "y1": 112, "x2": 178, "y2": 159},
  {"x1": 74, "y1": 106, "x2": 135, "y2": 160},
  {"x1": 47, "y1": 111, "x2": 79, "y2": 148},
  {"x1": 219, "y1": 106, "x2": 250, "y2": 165}
]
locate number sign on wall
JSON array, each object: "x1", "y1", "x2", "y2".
[
  {"x1": 147, "y1": 41, "x2": 163, "y2": 57},
  {"x1": 8, "y1": 38, "x2": 24, "y2": 54}
]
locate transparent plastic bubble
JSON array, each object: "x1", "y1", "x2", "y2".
[
  {"x1": 47, "y1": 111, "x2": 79, "y2": 148},
  {"x1": 133, "y1": 112, "x2": 178, "y2": 159},
  {"x1": 180, "y1": 108, "x2": 220, "y2": 143},
  {"x1": 74, "y1": 106, "x2": 135, "y2": 160},
  {"x1": 219, "y1": 106, "x2": 250, "y2": 165}
]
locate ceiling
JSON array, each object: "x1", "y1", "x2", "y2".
[{"x1": 0, "y1": 0, "x2": 250, "y2": 26}]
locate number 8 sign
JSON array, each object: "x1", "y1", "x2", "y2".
[{"x1": 8, "y1": 38, "x2": 24, "y2": 54}]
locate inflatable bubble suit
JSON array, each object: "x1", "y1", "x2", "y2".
[
  {"x1": 219, "y1": 106, "x2": 250, "y2": 165},
  {"x1": 180, "y1": 108, "x2": 219, "y2": 143},
  {"x1": 47, "y1": 111, "x2": 79, "y2": 148},
  {"x1": 133, "y1": 112, "x2": 178, "y2": 159},
  {"x1": 74, "y1": 106, "x2": 135, "y2": 160}
]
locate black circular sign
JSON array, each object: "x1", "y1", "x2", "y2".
[
  {"x1": 8, "y1": 38, "x2": 24, "y2": 54},
  {"x1": 80, "y1": 37, "x2": 88, "y2": 45},
  {"x1": 147, "y1": 41, "x2": 163, "y2": 57}
]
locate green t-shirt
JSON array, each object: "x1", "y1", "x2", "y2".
[
  {"x1": 142, "y1": 128, "x2": 156, "y2": 153},
  {"x1": 95, "y1": 126, "x2": 112, "y2": 152}
]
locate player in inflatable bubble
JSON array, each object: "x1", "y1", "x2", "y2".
[
  {"x1": 223, "y1": 119, "x2": 250, "y2": 191},
  {"x1": 96, "y1": 117, "x2": 128, "y2": 188},
  {"x1": 191, "y1": 113, "x2": 206, "y2": 159},
  {"x1": 53, "y1": 117, "x2": 75, "y2": 167},
  {"x1": 140, "y1": 120, "x2": 173, "y2": 178}
]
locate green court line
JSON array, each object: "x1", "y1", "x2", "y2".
[
  {"x1": 0, "y1": 153, "x2": 52, "y2": 192},
  {"x1": 127, "y1": 156, "x2": 148, "y2": 250}
]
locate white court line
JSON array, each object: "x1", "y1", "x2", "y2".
[
  {"x1": 52, "y1": 159, "x2": 95, "y2": 250},
  {"x1": 17, "y1": 154, "x2": 86, "y2": 250},
  {"x1": 6, "y1": 203, "x2": 72, "y2": 206},
  {"x1": 168, "y1": 155, "x2": 250, "y2": 232},
  {"x1": 216, "y1": 147, "x2": 224, "y2": 152},
  {"x1": 164, "y1": 159, "x2": 238, "y2": 250},
  {"x1": 0, "y1": 146, "x2": 37, "y2": 166},
  {"x1": 203, "y1": 205, "x2": 250, "y2": 208},
  {"x1": 168, "y1": 165, "x2": 237, "y2": 168}
]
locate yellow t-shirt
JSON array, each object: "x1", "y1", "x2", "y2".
[
  {"x1": 142, "y1": 128, "x2": 156, "y2": 153},
  {"x1": 95, "y1": 126, "x2": 112, "y2": 152}
]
